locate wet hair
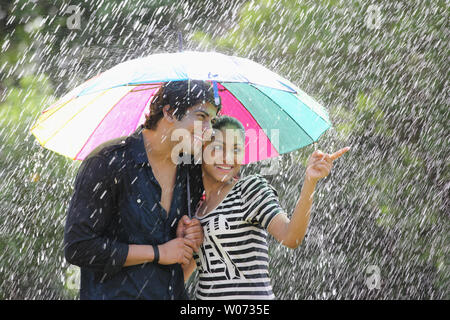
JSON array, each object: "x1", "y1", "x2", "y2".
[
  {"x1": 144, "y1": 80, "x2": 221, "y2": 130},
  {"x1": 212, "y1": 115, "x2": 246, "y2": 141}
]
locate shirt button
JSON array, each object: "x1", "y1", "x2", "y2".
[
  {"x1": 169, "y1": 286, "x2": 172, "y2": 290},
  {"x1": 137, "y1": 199, "x2": 141, "y2": 203}
]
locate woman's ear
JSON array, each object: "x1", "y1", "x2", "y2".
[{"x1": 162, "y1": 104, "x2": 176, "y2": 123}]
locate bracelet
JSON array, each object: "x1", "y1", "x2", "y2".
[{"x1": 152, "y1": 244, "x2": 159, "y2": 264}]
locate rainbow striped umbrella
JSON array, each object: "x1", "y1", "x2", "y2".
[{"x1": 31, "y1": 51, "x2": 331, "y2": 164}]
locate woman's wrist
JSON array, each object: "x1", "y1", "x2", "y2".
[{"x1": 304, "y1": 174, "x2": 319, "y2": 186}]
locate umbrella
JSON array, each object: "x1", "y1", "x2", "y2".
[{"x1": 31, "y1": 51, "x2": 331, "y2": 164}]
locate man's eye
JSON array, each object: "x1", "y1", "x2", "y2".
[{"x1": 197, "y1": 113, "x2": 205, "y2": 119}]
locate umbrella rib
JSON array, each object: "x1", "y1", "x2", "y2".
[
  {"x1": 41, "y1": 89, "x2": 113, "y2": 146},
  {"x1": 74, "y1": 86, "x2": 137, "y2": 160},
  {"x1": 131, "y1": 85, "x2": 159, "y2": 133},
  {"x1": 294, "y1": 90, "x2": 331, "y2": 126},
  {"x1": 30, "y1": 97, "x2": 75, "y2": 133},
  {"x1": 80, "y1": 79, "x2": 186, "y2": 97},
  {"x1": 250, "y1": 84, "x2": 316, "y2": 146}
]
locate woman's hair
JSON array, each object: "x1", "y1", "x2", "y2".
[
  {"x1": 212, "y1": 115, "x2": 246, "y2": 141},
  {"x1": 144, "y1": 80, "x2": 221, "y2": 130}
]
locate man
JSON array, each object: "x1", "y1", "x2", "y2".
[{"x1": 64, "y1": 80, "x2": 220, "y2": 299}]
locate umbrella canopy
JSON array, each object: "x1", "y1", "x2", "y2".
[{"x1": 31, "y1": 51, "x2": 331, "y2": 163}]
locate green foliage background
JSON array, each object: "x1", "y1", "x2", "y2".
[{"x1": 0, "y1": 0, "x2": 448, "y2": 299}]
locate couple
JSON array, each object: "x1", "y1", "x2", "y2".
[{"x1": 64, "y1": 80, "x2": 349, "y2": 300}]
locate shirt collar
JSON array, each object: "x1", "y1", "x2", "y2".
[{"x1": 129, "y1": 125, "x2": 149, "y2": 165}]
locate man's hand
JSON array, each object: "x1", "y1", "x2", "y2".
[
  {"x1": 176, "y1": 215, "x2": 204, "y2": 252},
  {"x1": 305, "y1": 146, "x2": 350, "y2": 182},
  {"x1": 158, "y1": 238, "x2": 196, "y2": 265}
]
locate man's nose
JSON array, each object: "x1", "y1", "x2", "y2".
[
  {"x1": 202, "y1": 122, "x2": 213, "y2": 141},
  {"x1": 203, "y1": 119, "x2": 212, "y2": 132}
]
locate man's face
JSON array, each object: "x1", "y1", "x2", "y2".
[{"x1": 170, "y1": 102, "x2": 219, "y2": 160}]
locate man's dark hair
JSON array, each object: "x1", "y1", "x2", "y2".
[{"x1": 144, "y1": 80, "x2": 221, "y2": 130}]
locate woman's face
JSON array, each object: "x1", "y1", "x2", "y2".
[{"x1": 202, "y1": 126, "x2": 245, "y2": 183}]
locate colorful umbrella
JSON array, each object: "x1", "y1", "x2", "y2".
[{"x1": 31, "y1": 51, "x2": 331, "y2": 164}]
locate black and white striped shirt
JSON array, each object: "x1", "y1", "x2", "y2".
[{"x1": 193, "y1": 174, "x2": 285, "y2": 300}]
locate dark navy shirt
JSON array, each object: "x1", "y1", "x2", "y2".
[{"x1": 64, "y1": 125, "x2": 203, "y2": 300}]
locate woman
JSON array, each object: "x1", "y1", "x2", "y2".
[{"x1": 182, "y1": 116, "x2": 350, "y2": 299}]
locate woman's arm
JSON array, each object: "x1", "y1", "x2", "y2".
[
  {"x1": 267, "y1": 175, "x2": 316, "y2": 248},
  {"x1": 268, "y1": 147, "x2": 350, "y2": 249},
  {"x1": 182, "y1": 257, "x2": 197, "y2": 282}
]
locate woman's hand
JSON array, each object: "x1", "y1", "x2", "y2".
[
  {"x1": 305, "y1": 147, "x2": 350, "y2": 182},
  {"x1": 176, "y1": 215, "x2": 204, "y2": 252}
]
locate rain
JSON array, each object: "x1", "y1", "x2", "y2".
[{"x1": 0, "y1": 0, "x2": 448, "y2": 300}]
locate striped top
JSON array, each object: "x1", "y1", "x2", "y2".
[{"x1": 193, "y1": 174, "x2": 285, "y2": 300}]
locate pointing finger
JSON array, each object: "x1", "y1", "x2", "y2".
[{"x1": 330, "y1": 146, "x2": 351, "y2": 161}]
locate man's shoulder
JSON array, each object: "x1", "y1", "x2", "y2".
[{"x1": 83, "y1": 135, "x2": 132, "y2": 166}]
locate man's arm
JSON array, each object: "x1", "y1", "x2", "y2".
[
  {"x1": 65, "y1": 155, "x2": 199, "y2": 272},
  {"x1": 64, "y1": 155, "x2": 128, "y2": 276},
  {"x1": 124, "y1": 239, "x2": 197, "y2": 267}
]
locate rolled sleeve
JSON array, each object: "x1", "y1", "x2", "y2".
[
  {"x1": 64, "y1": 155, "x2": 128, "y2": 277},
  {"x1": 241, "y1": 174, "x2": 285, "y2": 230}
]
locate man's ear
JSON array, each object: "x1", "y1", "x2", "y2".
[{"x1": 162, "y1": 104, "x2": 176, "y2": 123}]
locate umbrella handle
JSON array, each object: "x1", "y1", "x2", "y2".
[{"x1": 186, "y1": 168, "x2": 191, "y2": 218}]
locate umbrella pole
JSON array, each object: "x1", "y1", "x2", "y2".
[
  {"x1": 186, "y1": 168, "x2": 191, "y2": 218},
  {"x1": 178, "y1": 31, "x2": 183, "y2": 52}
]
